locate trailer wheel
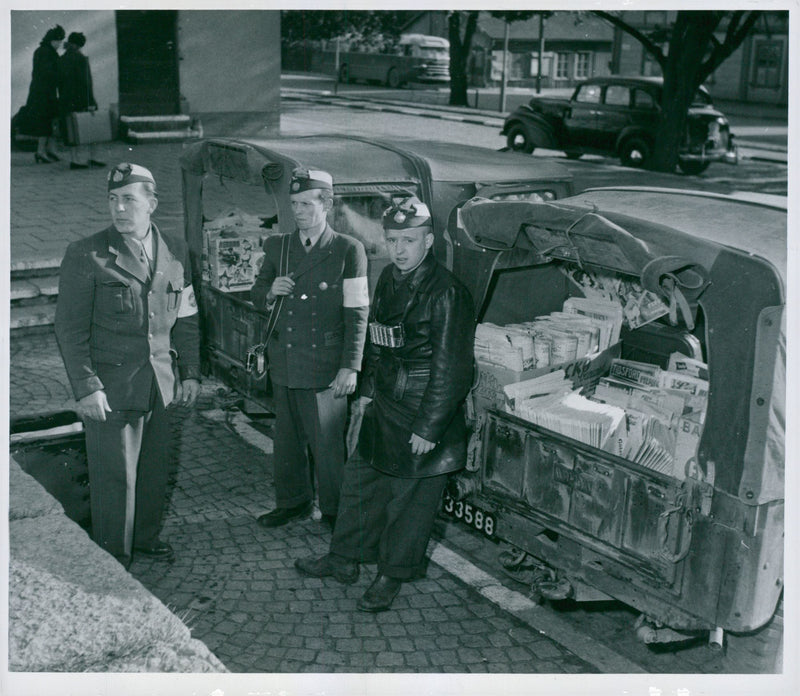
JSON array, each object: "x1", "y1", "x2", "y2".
[
  {"x1": 338, "y1": 63, "x2": 349, "y2": 84},
  {"x1": 386, "y1": 67, "x2": 401, "y2": 88},
  {"x1": 506, "y1": 124, "x2": 535, "y2": 154}
]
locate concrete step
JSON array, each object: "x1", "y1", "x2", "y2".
[
  {"x1": 11, "y1": 275, "x2": 59, "y2": 301},
  {"x1": 119, "y1": 114, "x2": 192, "y2": 132},
  {"x1": 125, "y1": 128, "x2": 203, "y2": 144},
  {"x1": 11, "y1": 304, "x2": 56, "y2": 332}
]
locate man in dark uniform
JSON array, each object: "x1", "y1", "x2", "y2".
[
  {"x1": 55, "y1": 163, "x2": 201, "y2": 569},
  {"x1": 251, "y1": 168, "x2": 369, "y2": 528},
  {"x1": 295, "y1": 195, "x2": 476, "y2": 612}
]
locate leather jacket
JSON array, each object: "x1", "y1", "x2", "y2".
[{"x1": 359, "y1": 252, "x2": 475, "y2": 478}]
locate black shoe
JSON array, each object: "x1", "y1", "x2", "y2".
[
  {"x1": 70, "y1": 161, "x2": 90, "y2": 170},
  {"x1": 89, "y1": 159, "x2": 106, "y2": 168},
  {"x1": 45, "y1": 151, "x2": 60, "y2": 162},
  {"x1": 257, "y1": 501, "x2": 312, "y2": 528},
  {"x1": 133, "y1": 540, "x2": 175, "y2": 560},
  {"x1": 34, "y1": 153, "x2": 55, "y2": 164},
  {"x1": 295, "y1": 554, "x2": 359, "y2": 584},
  {"x1": 357, "y1": 574, "x2": 403, "y2": 612}
]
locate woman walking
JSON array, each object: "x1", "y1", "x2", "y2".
[
  {"x1": 59, "y1": 32, "x2": 105, "y2": 169},
  {"x1": 21, "y1": 24, "x2": 65, "y2": 163}
]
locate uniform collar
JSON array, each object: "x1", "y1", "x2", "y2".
[{"x1": 391, "y1": 251, "x2": 436, "y2": 291}]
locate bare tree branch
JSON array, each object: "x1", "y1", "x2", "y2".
[{"x1": 592, "y1": 10, "x2": 667, "y2": 69}]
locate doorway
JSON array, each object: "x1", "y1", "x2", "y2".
[{"x1": 116, "y1": 10, "x2": 180, "y2": 115}]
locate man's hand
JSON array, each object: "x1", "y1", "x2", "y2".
[
  {"x1": 77, "y1": 390, "x2": 112, "y2": 422},
  {"x1": 409, "y1": 433, "x2": 436, "y2": 456},
  {"x1": 268, "y1": 275, "x2": 295, "y2": 303},
  {"x1": 174, "y1": 378, "x2": 201, "y2": 408},
  {"x1": 329, "y1": 368, "x2": 357, "y2": 399}
]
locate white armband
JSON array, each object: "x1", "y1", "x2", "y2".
[
  {"x1": 177, "y1": 285, "x2": 198, "y2": 318},
  {"x1": 343, "y1": 276, "x2": 369, "y2": 308}
]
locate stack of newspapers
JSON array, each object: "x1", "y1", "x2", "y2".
[
  {"x1": 503, "y1": 370, "x2": 627, "y2": 451},
  {"x1": 590, "y1": 355, "x2": 709, "y2": 476},
  {"x1": 474, "y1": 297, "x2": 623, "y2": 371}
]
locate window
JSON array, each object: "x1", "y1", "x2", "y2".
[
  {"x1": 555, "y1": 53, "x2": 569, "y2": 80},
  {"x1": 632, "y1": 88, "x2": 657, "y2": 110},
  {"x1": 752, "y1": 41, "x2": 783, "y2": 88},
  {"x1": 574, "y1": 52, "x2": 592, "y2": 80},
  {"x1": 574, "y1": 83, "x2": 601, "y2": 104},
  {"x1": 605, "y1": 85, "x2": 629, "y2": 106},
  {"x1": 643, "y1": 11, "x2": 668, "y2": 26}
]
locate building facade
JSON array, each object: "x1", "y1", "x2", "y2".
[{"x1": 12, "y1": 9, "x2": 281, "y2": 138}]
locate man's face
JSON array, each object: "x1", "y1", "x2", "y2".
[
  {"x1": 108, "y1": 183, "x2": 157, "y2": 236},
  {"x1": 385, "y1": 226, "x2": 433, "y2": 273},
  {"x1": 290, "y1": 189, "x2": 329, "y2": 232}
]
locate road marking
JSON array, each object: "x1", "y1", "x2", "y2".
[{"x1": 215, "y1": 405, "x2": 646, "y2": 673}]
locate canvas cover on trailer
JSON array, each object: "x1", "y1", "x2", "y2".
[{"x1": 456, "y1": 190, "x2": 785, "y2": 507}]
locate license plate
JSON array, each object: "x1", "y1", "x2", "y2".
[{"x1": 442, "y1": 493, "x2": 496, "y2": 538}]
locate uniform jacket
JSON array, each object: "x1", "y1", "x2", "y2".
[
  {"x1": 54, "y1": 223, "x2": 200, "y2": 411},
  {"x1": 58, "y1": 44, "x2": 97, "y2": 114},
  {"x1": 251, "y1": 225, "x2": 369, "y2": 389},
  {"x1": 358, "y1": 252, "x2": 476, "y2": 478}
]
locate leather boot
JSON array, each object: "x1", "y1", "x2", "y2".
[
  {"x1": 295, "y1": 553, "x2": 359, "y2": 584},
  {"x1": 357, "y1": 574, "x2": 403, "y2": 612}
]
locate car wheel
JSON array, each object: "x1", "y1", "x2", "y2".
[
  {"x1": 565, "y1": 151, "x2": 583, "y2": 160},
  {"x1": 619, "y1": 137, "x2": 651, "y2": 168},
  {"x1": 506, "y1": 124, "x2": 535, "y2": 154},
  {"x1": 678, "y1": 160, "x2": 711, "y2": 175},
  {"x1": 386, "y1": 68, "x2": 401, "y2": 89},
  {"x1": 339, "y1": 64, "x2": 349, "y2": 84}
]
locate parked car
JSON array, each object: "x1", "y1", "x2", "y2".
[
  {"x1": 179, "y1": 135, "x2": 573, "y2": 407},
  {"x1": 447, "y1": 187, "x2": 785, "y2": 646},
  {"x1": 501, "y1": 76, "x2": 739, "y2": 175}
]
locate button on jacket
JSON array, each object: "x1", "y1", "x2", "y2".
[
  {"x1": 251, "y1": 225, "x2": 369, "y2": 389},
  {"x1": 55, "y1": 223, "x2": 200, "y2": 410},
  {"x1": 358, "y1": 252, "x2": 476, "y2": 478}
]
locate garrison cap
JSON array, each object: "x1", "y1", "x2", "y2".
[
  {"x1": 290, "y1": 167, "x2": 333, "y2": 193},
  {"x1": 382, "y1": 195, "x2": 432, "y2": 230},
  {"x1": 108, "y1": 163, "x2": 156, "y2": 191}
]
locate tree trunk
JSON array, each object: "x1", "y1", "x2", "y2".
[
  {"x1": 448, "y1": 12, "x2": 479, "y2": 107},
  {"x1": 649, "y1": 12, "x2": 721, "y2": 172}
]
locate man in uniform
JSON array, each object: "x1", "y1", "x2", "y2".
[
  {"x1": 251, "y1": 168, "x2": 369, "y2": 528},
  {"x1": 55, "y1": 163, "x2": 201, "y2": 569},
  {"x1": 294, "y1": 195, "x2": 475, "y2": 612}
]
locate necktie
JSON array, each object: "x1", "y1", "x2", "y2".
[{"x1": 304, "y1": 237, "x2": 312, "y2": 253}]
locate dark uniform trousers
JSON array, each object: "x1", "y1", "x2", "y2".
[
  {"x1": 83, "y1": 377, "x2": 170, "y2": 562},
  {"x1": 272, "y1": 385, "x2": 347, "y2": 514},
  {"x1": 330, "y1": 450, "x2": 449, "y2": 580}
]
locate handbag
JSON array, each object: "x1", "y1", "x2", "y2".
[{"x1": 66, "y1": 109, "x2": 112, "y2": 145}]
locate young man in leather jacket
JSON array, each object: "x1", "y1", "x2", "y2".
[{"x1": 295, "y1": 195, "x2": 475, "y2": 612}]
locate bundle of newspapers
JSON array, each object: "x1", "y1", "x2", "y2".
[
  {"x1": 474, "y1": 297, "x2": 623, "y2": 372},
  {"x1": 590, "y1": 354, "x2": 709, "y2": 477},
  {"x1": 501, "y1": 352, "x2": 708, "y2": 480},
  {"x1": 503, "y1": 370, "x2": 626, "y2": 450}
]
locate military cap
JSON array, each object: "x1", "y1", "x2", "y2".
[
  {"x1": 382, "y1": 195, "x2": 432, "y2": 230},
  {"x1": 108, "y1": 163, "x2": 156, "y2": 191},
  {"x1": 290, "y1": 167, "x2": 333, "y2": 193}
]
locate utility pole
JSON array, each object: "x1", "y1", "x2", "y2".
[
  {"x1": 499, "y1": 20, "x2": 510, "y2": 112},
  {"x1": 536, "y1": 13, "x2": 545, "y2": 94}
]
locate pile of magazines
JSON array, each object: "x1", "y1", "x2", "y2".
[
  {"x1": 474, "y1": 297, "x2": 622, "y2": 372},
  {"x1": 501, "y1": 353, "x2": 708, "y2": 480}
]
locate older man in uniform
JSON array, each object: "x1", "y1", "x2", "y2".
[
  {"x1": 55, "y1": 163, "x2": 201, "y2": 569},
  {"x1": 295, "y1": 195, "x2": 475, "y2": 612},
  {"x1": 251, "y1": 168, "x2": 369, "y2": 528}
]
